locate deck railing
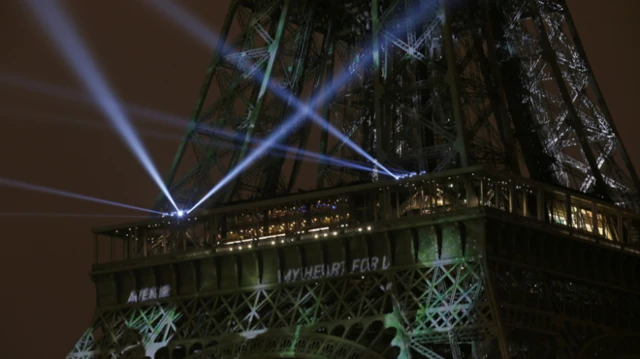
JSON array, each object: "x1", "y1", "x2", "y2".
[{"x1": 93, "y1": 167, "x2": 640, "y2": 266}]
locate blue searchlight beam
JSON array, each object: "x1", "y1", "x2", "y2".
[
  {"x1": 2, "y1": 104, "x2": 381, "y2": 175},
  {"x1": 188, "y1": 45, "x2": 382, "y2": 213},
  {"x1": 0, "y1": 176, "x2": 164, "y2": 215},
  {"x1": 186, "y1": 2, "x2": 440, "y2": 212},
  {"x1": 24, "y1": 0, "x2": 180, "y2": 213},
  {"x1": 145, "y1": 0, "x2": 399, "y2": 180}
]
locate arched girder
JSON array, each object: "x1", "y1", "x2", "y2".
[{"x1": 185, "y1": 331, "x2": 395, "y2": 359}]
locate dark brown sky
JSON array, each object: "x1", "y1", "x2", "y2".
[{"x1": 0, "y1": 1, "x2": 639, "y2": 357}]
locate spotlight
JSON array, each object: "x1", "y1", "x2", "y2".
[
  {"x1": 25, "y1": 0, "x2": 180, "y2": 212},
  {"x1": 0, "y1": 212, "x2": 149, "y2": 219}
]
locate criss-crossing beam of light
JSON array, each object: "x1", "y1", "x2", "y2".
[
  {"x1": 0, "y1": 176, "x2": 164, "y2": 215},
  {"x1": 186, "y1": 40, "x2": 380, "y2": 212},
  {"x1": 144, "y1": 0, "x2": 399, "y2": 179},
  {"x1": 24, "y1": 0, "x2": 180, "y2": 212},
  {"x1": 0, "y1": 73, "x2": 392, "y2": 175},
  {"x1": 2, "y1": 105, "x2": 383, "y2": 175},
  {"x1": 180, "y1": 2, "x2": 434, "y2": 212}
]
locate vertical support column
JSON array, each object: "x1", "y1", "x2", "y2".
[
  {"x1": 617, "y1": 211, "x2": 624, "y2": 243},
  {"x1": 466, "y1": 175, "x2": 478, "y2": 208},
  {"x1": 480, "y1": 177, "x2": 485, "y2": 206},
  {"x1": 479, "y1": 230, "x2": 511, "y2": 358},
  {"x1": 294, "y1": 200, "x2": 301, "y2": 238},
  {"x1": 443, "y1": 0, "x2": 469, "y2": 167},
  {"x1": 493, "y1": 180, "x2": 500, "y2": 209},
  {"x1": 316, "y1": 21, "x2": 337, "y2": 189},
  {"x1": 262, "y1": 208, "x2": 269, "y2": 237},
  {"x1": 163, "y1": 231, "x2": 168, "y2": 254},
  {"x1": 528, "y1": 0, "x2": 610, "y2": 200},
  {"x1": 592, "y1": 203, "x2": 599, "y2": 236},
  {"x1": 508, "y1": 182, "x2": 515, "y2": 213},
  {"x1": 371, "y1": 0, "x2": 387, "y2": 166},
  {"x1": 565, "y1": 193, "x2": 572, "y2": 228},
  {"x1": 220, "y1": 213, "x2": 228, "y2": 243},
  {"x1": 522, "y1": 188, "x2": 528, "y2": 217},
  {"x1": 225, "y1": 0, "x2": 292, "y2": 202},
  {"x1": 210, "y1": 213, "x2": 219, "y2": 246},
  {"x1": 472, "y1": 19, "x2": 519, "y2": 173},
  {"x1": 135, "y1": 235, "x2": 139, "y2": 258},
  {"x1": 377, "y1": 188, "x2": 388, "y2": 221},
  {"x1": 537, "y1": 188, "x2": 545, "y2": 221},
  {"x1": 281, "y1": 3, "x2": 321, "y2": 193},
  {"x1": 482, "y1": 0, "x2": 555, "y2": 183},
  {"x1": 156, "y1": 0, "x2": 240, "y2": 210},
  {"x1": 122, "y1": 235, "x2": 126, "y2": 260}
]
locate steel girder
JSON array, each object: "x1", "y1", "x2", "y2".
[
  {"x1": 68, "y1": 213, "x2": 640, "y2": 358},
  {"x1": 485, "y1": 219, "x2": 640, "y2": 358},
  {"x1": 68, "y1": 0, "x2": 640, "y2": 357},
  {"x1": 156, "y1": 0, "x2": 639, "y2": 214},
  {"x1": 68, "y1": 258, "x2": 496, "y2": 358},
  {"x1": 69, "y1": 217, "x2": 505, "y2": 359}
]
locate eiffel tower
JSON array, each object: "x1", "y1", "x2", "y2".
[{"x1": 68, "y1": 0, "x2": 640, "y2": 358}]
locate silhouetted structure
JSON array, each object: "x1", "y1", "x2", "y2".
[{"x1": 69, "y1": 0, "x2": 640, "y2": 357}]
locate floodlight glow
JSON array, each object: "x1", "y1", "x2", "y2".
[
  {"x1": 187, "y1": 105, "x2": 316, "y2": 212},
  {"x1": 188, "y1": 36, "x2": 388, "y2": 212},
  {"x1": 144, "y1": 1, "x2": 398, "y2": 179},
  {"x1": 187, "y1": 4, "x2": 432, "y2": 212},
  {"x1": 0, "y1": 176, "x2": 163, "y2": 215},
  {"x1": 193, "y1": 123, "x2": 385, "y2": 175},
  {"x1": 143, "y1": 0, "x2": 216, "y2": 49},
  {"x1": 2, "y1": 108, "x2": 184, "y2": 144},
  {"x1": 0, "y1": 73, "x2": 388, "y2": 176},
  {"x1": 164, "y1": 210, "x2": 186, "y2": 218},
  {"x1": 24, "y1": 0, "x2": 179, "y2": 212},
  {"x1": 3, "y1": 105, "x2": 381, "y2": 175},
  {"x1": 0, "y1": 72, "x2": 87, "y2": 104}
]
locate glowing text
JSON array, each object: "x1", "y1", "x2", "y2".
[
  {"x1": 127, "y1": 285, "x2": 170, "y2": 303},
  {"x1": 278, "y1": 256, "x2": 390, "y2": 283}
]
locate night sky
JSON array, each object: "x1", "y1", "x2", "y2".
[{"x1": 0, "y1": 1, "x2": 639, "y2": 357}]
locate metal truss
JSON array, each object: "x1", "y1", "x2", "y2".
[
  {"x1": 489, "y1": 261, "x2": 640, "y2": 358},
  {"x1": 68, "y1": 0, "x2": 640, "y2": 358},
  {"x1": 69, "y1": 259, "x2": 502, "y2": 358},
  {"x1": 485, "y1": 220, "x2": 640, "y2": 358},
  {"x1": 156, "y1": 0, "x2": 639, "y2": 214},
  {"x1": 71, "y1": 190, "x2": 640, "y2": 358},
  {"x1": 92, "y1": 168, "x2": 640, "y2": 264},
  {"x1": 158, "y1": 0, "x2": 330, "y2": 209},
  {"x1": 492, "y1": 0, "x2": 640, "y2": 210}
]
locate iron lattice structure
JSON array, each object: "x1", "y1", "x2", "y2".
[{"x1": 69, "y1": 0, "x2": 640, "y2": 358}]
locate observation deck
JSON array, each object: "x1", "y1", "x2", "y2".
[{"x1": 92, "y1": 166, "x2": 640, "y2": 272}]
